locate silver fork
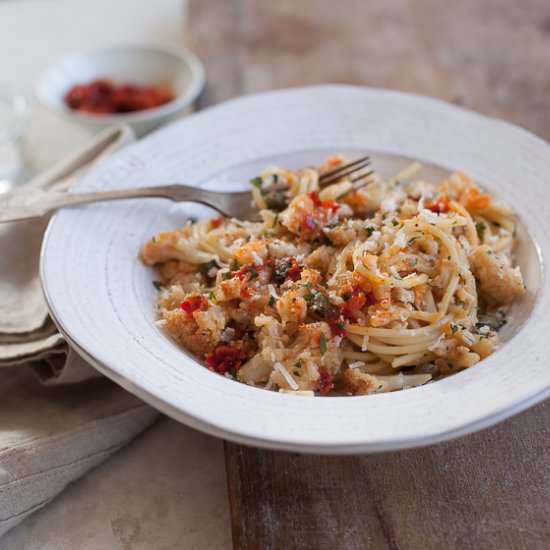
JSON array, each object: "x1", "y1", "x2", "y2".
[{"x1": 0, "y1": 156, "x2": 372, "y2": 223}]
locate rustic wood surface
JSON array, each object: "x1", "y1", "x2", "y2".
[{"x1": 188, "y1": 1, "x2": 550, "y2": 548}]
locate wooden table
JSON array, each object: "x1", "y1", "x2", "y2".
[{"x1": 189, "y1": 1, "x2": 550, "y2": 548}]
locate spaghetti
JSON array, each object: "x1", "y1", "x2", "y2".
[{"x1": 141, "y1": 156, "x2": 525, "y2": 395}]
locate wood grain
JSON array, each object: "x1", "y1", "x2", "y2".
[{"x1": 189, "y1": 1, "x2": 550, "y2": 548}]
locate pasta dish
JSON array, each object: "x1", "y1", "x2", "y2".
[{"x1": 140, "y1": 155, "x2": 525, "y2": 396}]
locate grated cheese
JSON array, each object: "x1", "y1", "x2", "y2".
[{"x1": 274, "y1": 362, "x2": 299, "y2": 390}]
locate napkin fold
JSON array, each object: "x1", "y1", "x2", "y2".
[{"x1": 0, "y1": 127, "x2": 161, "y2": 538}]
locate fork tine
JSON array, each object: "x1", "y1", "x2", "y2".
[
  {"x1": 350, "y1": 169, "x2": 375, "y2": 183},
  {"x1": 319, "y1": 155, "x2": 370, "y2": 181},
  {"x1": 335, "y1": 175, "x2": 375, "y2": 200},
  {"x1": 320, "y1": 156, "x2": 371, "y2": 186}
]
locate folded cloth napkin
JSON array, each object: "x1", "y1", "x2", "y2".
[{"x1": 0, "y1": 127, "x2": 161, "y2": 538}]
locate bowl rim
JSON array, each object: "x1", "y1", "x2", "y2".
[
  {"x1": 35, "y1": 42, "x2": 205, "y2": 123},
  {"x1": 39, "y1": 84, "x2": 550, "y2": 454}
]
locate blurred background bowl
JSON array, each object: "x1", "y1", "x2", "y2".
[{"x1": 36, "y1": 44, "x2": 204, "y2": 136}]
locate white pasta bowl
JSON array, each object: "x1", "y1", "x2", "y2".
[
  {"x1": 40, "y1": 86, "x2": 548, "y2": 454},
  {"x1": 36, "y1": 44, "x2": 205, "y2": 136}
]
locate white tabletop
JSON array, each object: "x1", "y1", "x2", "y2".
[{"x1": 0, "y1": 1, "x2": 231, "y2": 546}]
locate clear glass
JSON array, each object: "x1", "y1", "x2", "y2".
[{"x1": 0, "y1": 89, "x2": 30, "y2": 193}]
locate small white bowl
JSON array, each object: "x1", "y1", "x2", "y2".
[{"x1": 36, "y1": 44, "x2": 205, "y2": 136}]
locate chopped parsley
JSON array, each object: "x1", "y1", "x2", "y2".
[
  {"x1": 303, "y1": 293, "x2": 314, "y2": 301},
  {"x1": 250, "y1": 176, "x2": 263, "y2": 188},
  {"x1": 272, "y1": 173, "x2": 279, "y2": 183},
  {"x1": 365, "y1": 226, "x2": 375, "y2": 237},
  {"x1": 450, "y1": 323, "x2": 459, "y2": 335},
  {"x1": 152, "y1": 280, "x2": 162, "y2": 291},
  {"x1": 269, "y1": 296, "x2": 276, "y2": 306},
  {"x1": 392, "y1": 219, "x2": 399, "y2": 227},
  {"x1": 209, "y1": 290, "x2": 217, "y2": 301},
  {"x1": 248, "y1": 266, "x2": 259, "y2": 280},
  {"x1": 476, "y1": 222, "x2": 486, "y2": 241},
  {"x1": 229, "y1": 367, "x2": 241, "y2": 381},
  {"x1": 342, "y1": 291, "x2": 351, "y2": 301},
  {"x1": 319, "y1": 333, "x2": 328, "y2": 355},
  {"x1": 294, "y1": 359, "x2": 303, "y2": 369},
  {"x1": 151, "y1": 236, "x2": 156, "y2": 243},
  {"x1": 455, "y1": 299, "x2": 466, "y2": 308},
  {"x1": 231, "y1": 259, "x2": 239, "y2": 271}
]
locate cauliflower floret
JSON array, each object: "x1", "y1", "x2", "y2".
[
  {"x1": 341, "y1": 368, "x2": 380, "y2": 395},
  {"x1": 163, "y1": 309, "x2": 218, "y2": 357},
  {"x1": 267, "y1": 239, "x2": 306, "y2": 259},
  {"x1": 341, "y1": 181, "x2": 383, "y2": 215},
  {"x1": 326, "y1": 220, "x2": 360, "y2": 246},
  {"x1": 194, "y1": 304, "x2": 226, "y2": 335},
  {"x1": 470, "y1": 245, "x2": 525, "y2": 305},
  {"x1": 306, "y1": 245, "x2": 333, "y2": 274},
  {"x1": 276, "y1": 288, "x2": 308, "y2": 324},
  {"x1": 280, "y1": 192, "x2": 350, "y2": 240},
  {"x1": 233, "y1": 240, "x2": 269, "y2": 266}
]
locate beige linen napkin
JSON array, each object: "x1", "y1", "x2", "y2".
[{"x1": 0, "y1": 127, "x2": 161, "y2": 537}]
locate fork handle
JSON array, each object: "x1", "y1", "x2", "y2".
[
  {"x1": 0, "y1": 184, "x2": 224, "y2": 224},
  {"x1": 36, "y1": 184, "x2": 223, "y2": 218},
  {"x1": 45, "y1": 184, "x2": 208, "y2": 208}
]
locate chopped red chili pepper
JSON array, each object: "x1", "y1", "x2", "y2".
[
  {"x1": 286, "y1": 258, "x2": 302, "y2": 282},
  {"x1": 426, "y1": 198, "x2": 449, "y2": 214},
  {"x1": 210, "y1": 216, "x2": 223, "y2": 228},
  {"x1": 306, "y1": 191, "x2": 340, "y2": 212},
  {"x1": 205, "y1": 345, "x2": 246, "y2": 375},
  {"x1": 341, "y1": 287, "x2": 375, "y2": 321},
  {"x1": 317, "y1": 367, "x2": 334, "y2": 395},
  {"x1": 64, "y1": 79, "x2": 174, "y2": 115},
  {"x1": 229, "y1": 264, "x2": 261, "y2": 281},
  {"x1": 180, "y1": 296, "x2": 208, "y2": 317},
  {"x1": 308, "y1": 191, "x2": 322, "y2": 207},
  {"x1": 321, "y1": 199, "x2": 340, "y2": 212},
  {"x1": 328, "y1": 318, "x2": 347, "y2": 337}
]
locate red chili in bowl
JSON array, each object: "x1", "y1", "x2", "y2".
[{"x1": 64, "y1": 78, "x2": 174, "y2": 115}]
